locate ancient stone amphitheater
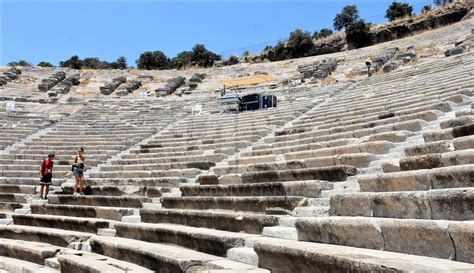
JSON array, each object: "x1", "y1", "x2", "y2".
[{"x1": 0, "y1": 16, "x2": 473, "y2": 273}]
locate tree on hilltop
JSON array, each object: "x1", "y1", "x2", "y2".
[
  {"x1": 333, "y1": 5, "x2": 360, "y2": 31},
  {"x1": 136, "y1": 51, "x2": 169, "y2": 70},
  {"x1": 190, "y1": 44, "x2": 221, "y2": 68},
  {"x1": 385, "y1": 1, "x2": 414, "y2": 21}
]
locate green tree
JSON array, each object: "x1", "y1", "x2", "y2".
[
  {"x1": 421, "y1": 5, "x2": 433, "y2": 13},
  {"x1": 314, "y1": 28, "x2": 334, "y2": 39},
  {"x1": 346, "y1": 19, "x2": 372, "y2": 48},
  {"x1": 115, "y1": 56, "x2": 127, "y2": 70},
  {"x1": 37, "y1": 61, "x2": 54, "y2": 67},
  {"x1": 242, "y1": 50, "x2": 250, "y2": 56},
  {"x1": 433, "y1": 0, "x2": 451, "y2": 6},
  {"x1": 333, "y1": 5, "x2": 359, "y2": 31},
  {"x1": 81, "y1": 57, "x2": 106, "y2": 69},
  {"x1": 59, "y1": 55, "x2": 82, "y2": 69},
  {"x1": 263, "y1": 45, "x2": 273, "y2": 51},
  {"x1": 136, "y1": 51, "x2": 169, "y2": 70},
  {"x1": 287, "y1": 28, "x2": 314, "y2": 58},
  {"x1": 169, "y1": 51, "x2": 193, "y2": 69},
  {"x1": 190, "y1": 44, "x2": 221, "y2": 67},
  {"x1": 385, "y1": 1, "x2": 413, "y2": 21},
  {"x1": 8, "y1": 60, "x2": 32, "y2": 67}
]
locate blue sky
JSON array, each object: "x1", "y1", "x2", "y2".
[{"x1": 1, "y1": 0, "x2": 431, "y2": 66}]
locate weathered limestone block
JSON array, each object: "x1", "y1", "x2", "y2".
[
  {"x1": 57, "y1": 252, "x2": 154, "y2": 273},
  {"x1": 404, "y1": 140, "x2": 454, "y2": 157},
  {"x1": 12, "y1": 214, "x2": 110, "y2": 233},
  {"x1": 358, "y1": 170, "x2": 431, "y2": 192},
  {"x1": 427, "y1": 188, "x2": 473, "y2": 220},
  {"x1": 440, "y1": 116, "x2": 474, "y2": 129},
  {"x1": 140, "y1": 209, "x2": 279, "y2": 234},
  {"x1": 0, "y1": 239, "x2": 59, "y2": 265},
  {"x1": 453, "y1": 135, "x2": 474, "y2": 150},
  {"x1": 447, "y1": 221, "x2": 474, "y2": 263},
  {"x1": 296, "y1": 217, "x2": 384, "y2": 250}
]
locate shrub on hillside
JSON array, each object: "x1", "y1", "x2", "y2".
[
  {"x1": 7, "y1": 60, "x2": 32, "y2": 67},
  {"x1": 190, "y1": 44, "x2": 221, "y2": 68},
  {"x1": 333, "y1": 5, "x2": 360, "y2": 31},
  {"x1": 287, "y1": 29, "x2": 315, "y2": 58},
  {"x1": 346, "y1": 19, "x2": 372, "y2": 48},
  {"x1": 386, "y1": 1, "x2": 414, "y2": 21},
  {"x1": 59, "y1": 55, "x2": 82, "y2": 69},
  {"x1": 114, "y1": 56, "x2": 127, "y2": 70},
  {"x1": 37, "y1": 61, "x2": 54, "y2": 68},
  {"x1": 313, "y1": 28, "x2": 334, "y2": 40},
  {"x1": 169, "y1": 51, "x2": 193, "y2": 69},
  {"x1": 421, "y1": 5, "x2": 433, "y2": 14},
  {"x1": 136, "y1": 51, "x2": 169, "y2": 70}
]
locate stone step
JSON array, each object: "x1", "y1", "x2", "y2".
[
  {"x1": 0, "y1": 255, "x2": 59, "y2": 273},
  {"x1": 181, "y1": 181, "x2": 333, "y2": 198},
  {"x1": 330, "y1": 187, "x2": 473, "y2": 220},
  {"x1": 453, "y1": 135, "x2": 474, "y2": 150},
  {"x1": 31, "y1": 203, "x2": 135, "y2": 221},
  {"x1": 0, "y1": 202, "x2": 24, "y2": 212},
  {"x1": 358, "y1": 164, "x2": 474, "y2": 191},
  {"x1": 102, "y1": 160, "x2": 217, "y2": 171},
  {"x1": 0, "y1": 238, "x2": 59, "y2": 265},
  {"x1": 89, "y1": 235, "x2": 224, "y2": 272},
  {"x1": 214, "y1": 153, "x2": 376, "y2": 175},
  {"x1": 296, "y1": 217, "x2": 473, "y2": 262},
  {"x1": 424, "y1": 123, "x2": 474, "y2": 142},
  {"x1": 48, "y1": 195, "x2": 150, "y2": 208},
  {"x1": 207, "y1": 259, "x2": 267, "y2": 272},
  {"x1": 217, "y1": 166, "x2": 358, "y2": 185},
  {"x1": 88, "y1": 168, "x2": 201, "y2": 179},
  {"x1": 281, "y1": 142, "x2": 395, "y2": 161},
  {"x1": 85, "y1": 177, "x2": 187, "y2": 187},
  {"x1": 0, "y1": 224, "x2": 92, "y2": 247},
  {"x1": 0, "y1": 185, "x2": 36, "y2": 194},
  {"x1": 400, "y1": 150, "x2": 474, "y2": 171},
  {"x1": 439, "y1": 115, "x2": 474, "y2": 129},
  {"x1": 227, "y1": 247, "x2": 259, "y2": 266},
  {"x1": 114, "y1": 222, "x2": 259, "y2": 256},
  {"x1": 140, "y1": 209, "x2": 279, "y2": 234},
  {"x1": 253, "y1": 237, "x2": 474, "y2": 273},
  {"x1": 61, "y1": 185, "x2": 171, "y2": 197},
  {"x1": 245, "y1": 138, "x2": 357, "y2": 156},
  {"x1": 12, "y1": 214, "x2": 112, "y2": 233},
  {"x1": 0, "y1": 177, "x2": 65, "y2": 186},
  {"x1": 0, "y1": 193, "x2": 30, "y2": 203},
  {"x1": 162, "y1": 196, "x2": 306, "y2": 213},
  {"x1": 124, "y1": 149, "x2": 203, "y2": 158},
  {"x1": 404, "y1": 140, "x2": 454, "y2": 157},
  {"x1": 262, "y1": 226, "x2": 298, "y2": 240},
  {"x1": 57, "y1": 250, "x2": 153, "y2": 273}
]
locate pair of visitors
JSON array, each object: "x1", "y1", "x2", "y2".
[{"x1": 38, "y1": 148, "x2": 86, "y2": 198}]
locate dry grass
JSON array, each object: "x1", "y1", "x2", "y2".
[
  {"x1": 322, "y1": 75, "x2": 337, "y2": 85},
  {"x1": 128, "y1": 68, "x2": 141, "y2": 76},
  {"x1": 414, "y1": 42, "x2": 443, "y2": 59},
  {"x1": 79, "y1": 78, "x2": 90, "y2": 88},
  {"x1": 372, "y1": 3, "x2": 465, "y2": 32},
  {"x1": 314, "y1": 31, "x2": 345, "y2": 45},
  {"x1": 345, "y1": 68, "x2": 361, "y2": 80}
]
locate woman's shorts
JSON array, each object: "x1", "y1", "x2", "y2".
[
  {"x1": 40, "y1": 173, "x2": 52, "y2": 185},
  {"x1": 73, "y1": 167, "x2": 84, "y2": 176}
]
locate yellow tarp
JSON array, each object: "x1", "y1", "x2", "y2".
[{"x1": 221, "y1": 74, "x2": 277, "y2": 87}]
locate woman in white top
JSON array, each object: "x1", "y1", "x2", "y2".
[{"x1": 72, "y1": 147, "x2": 86, "y2": 196}]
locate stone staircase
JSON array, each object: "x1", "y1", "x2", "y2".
[{"x1": 0, "y1": 53, "x2": 473, "y2": 272}]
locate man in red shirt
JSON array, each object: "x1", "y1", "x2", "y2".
[{"x1": 39, "y1": 154, "x2": 55, "y2": 199}]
